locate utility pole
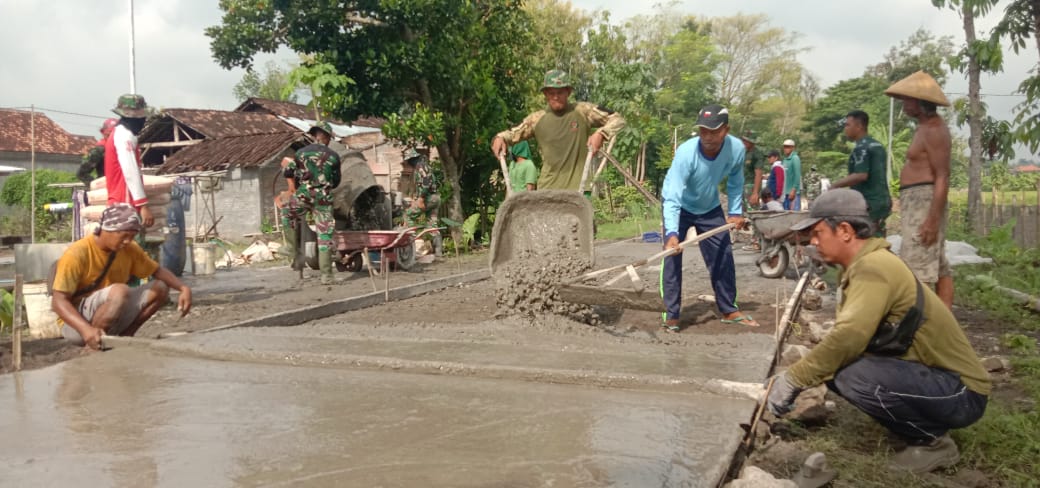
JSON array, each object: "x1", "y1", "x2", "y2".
[{"x1": 128, "y1": 0, "x2": 137, "y2": 93}]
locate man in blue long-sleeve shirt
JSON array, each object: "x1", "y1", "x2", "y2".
[{"x1": 660, "y1": 104, "x2": 760, "y2": 331}]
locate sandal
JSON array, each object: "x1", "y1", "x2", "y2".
[{"x1": 721, "y1": 314, "x2": 760, "y2": 327}]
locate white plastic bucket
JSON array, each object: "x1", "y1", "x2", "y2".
[
  {"x1": 22, "y1": 282, "x2": 62, "y2": 339},
  {"x1": 192, "y1": 243, "x2": 216, "y2": 275}
]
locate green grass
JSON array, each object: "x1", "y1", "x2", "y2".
[
  {"x1": 948, "y1": 189, "x2": 1039, "y2": 207},
  {"x1": 595, "y1": 217, "x2": 661, "y2": 241}
]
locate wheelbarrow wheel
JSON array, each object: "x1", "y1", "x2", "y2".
[
  {"x1": 758, "y1": 246, "x2": 789, "y2": 279},
  {"x1": 394, "y1": 240, "x2": 416, "y2": 271},
  {"x1": 336, "y1": 252, "x2": 362, "y2": 273}
]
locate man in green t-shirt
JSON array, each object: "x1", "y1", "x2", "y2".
[
  {"x1": 508, "y1": 141, "x2": 539, "y2": 193},
  {"x1": 740, "y1": 130, "x2": 766, "y2": 209},
  {"x1": 491, "y1": 70, "x2": 626, "y2": 190},
  {"x1": 831, "y1": 110, "x2": 891, "y2": 237}
]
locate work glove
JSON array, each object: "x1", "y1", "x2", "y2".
[{"x1": 766, "y1": 371, "x2": 803, "y2": 417}]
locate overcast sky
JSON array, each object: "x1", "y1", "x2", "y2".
[{"x1": 1, "y1": 0, "x2": 1033, "y2": 149}]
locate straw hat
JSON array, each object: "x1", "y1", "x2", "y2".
[{"x1": 885, "y1": 71, "x2": 950, "y2": 107}]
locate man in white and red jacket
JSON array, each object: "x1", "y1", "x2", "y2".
[{"x1": 104, "y1": 94, "x2": 154, "y2": 228}]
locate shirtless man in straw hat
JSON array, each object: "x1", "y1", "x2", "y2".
[{"x1": 885, "y1": 71, "x2": 954, "y2": 309}]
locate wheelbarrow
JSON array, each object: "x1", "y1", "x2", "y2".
[
  {"x1": 333, "y1": 227, "x2": 441, "y2": 272},
  {"x1": 746, "y1": 210, "x2": 826, "y2": 279}
]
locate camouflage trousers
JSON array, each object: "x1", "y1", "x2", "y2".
[
  {"x1": 280, "y1": 190, "x2": 334, "y2": 252},
  {"x1": 404, "y1": 193, "x2": 440, "y2": 229}
]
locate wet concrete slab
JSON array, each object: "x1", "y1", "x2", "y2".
[
  {"x1": 1, "y1": 348, "x2": 753, "y2": 487},
  {"x1": 155, "y1": 319, "x2": 776, "y2": 387}
]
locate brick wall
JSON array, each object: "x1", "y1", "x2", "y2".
[{"x1": 183, "y1": 167, "x2": 264, "y2": 242}]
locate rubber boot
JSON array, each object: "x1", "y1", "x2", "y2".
[
  {"x1": 319, "y1": 249, "x2": 334, "y2": 285},
  {"x1": 282, "y1": 227, "x2": 301, "y2": 271},
  {"x1": 432, "y1": 232, "x2": 443, "y2": 257}
]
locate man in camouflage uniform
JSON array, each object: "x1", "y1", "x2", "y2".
[
  {"x1": 77, "y1": 118, "x2": 118, "y2": 186},
  {"x1": 491, "y1": 70, "x2": 625, "y2": 190},
  {"x1": 403, "y1": 148, "x2": 442, "y2": 256},
  {"x1": 803, "y1": 165, "x2": 824, "y2": 208},
  {"x1": 740, "y1": 130, "x2": 766, "y2": 210},
  {"x1": 280, "y1": 122, "x2": 341, "y2": 284}
]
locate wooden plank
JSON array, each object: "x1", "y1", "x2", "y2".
[
  {"x1": 139, "y1": 140, "x2": 203, "y2": 149},
  {"x1": 596, "y1": 150, "x2": 661, "y2": 207}
]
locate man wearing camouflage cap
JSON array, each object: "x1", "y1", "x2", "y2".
[
  {"x1": 402, "y1": 147, "x2": 442, "y2": 256},
  {"x1": 104, "y1": 94, "x2": 154, "y2": 228},
  {"x1": 279, "y1": 122, "x2": 342, "y2": 284},
  {"x1": 51, "y1": 203, "x2": 192, "y2": 350},
  {"x1": 491, "y1": 70, "x2": 625, "y2": 190}
]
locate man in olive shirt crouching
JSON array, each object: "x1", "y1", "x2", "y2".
[{"x1": 766, "y1": 189, "x2": 989, "y2": 474}]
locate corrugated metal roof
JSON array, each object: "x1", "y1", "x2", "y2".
[
  {"x1": 0, "y1": 109, "x2": 96, "y2": 155},
  {"x1": 157, "y1": 132, "x2": 304, "y2": 174}
]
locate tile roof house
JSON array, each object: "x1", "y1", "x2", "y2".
[
  {"x1": 0, "y1": 108, "x2": 96, "y2": 193},
  {"x1": 137, "y1": 100, "x2": 407, "y2": 241},
  {"x1": 234, "y1": 98, "x2": 419, "y2": 193},
  {"x1": 137, "y1": 108, "x2": 311, "y2": 240}
]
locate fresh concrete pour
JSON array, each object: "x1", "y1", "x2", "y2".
[{"x1": 2, "y1": 226, "x2": 789, "y2": 486}]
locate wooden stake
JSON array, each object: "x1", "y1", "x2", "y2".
[
  {"x1": 383, "y1": 250, "x2": 390, "y2": 302},
  {"x1": 12, "y1": 275, "x2": 24, "y2": 372}
]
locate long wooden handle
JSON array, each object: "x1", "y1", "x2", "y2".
[
  {"x1": 497, "y1": 155, "x2": 513, "y2": 198},
  {"x1": 566, "y1": 223, "x2": 736, "y2": 284},
  {"x1": 577, "y1": 148, "x2": 595, "y2": 193}
]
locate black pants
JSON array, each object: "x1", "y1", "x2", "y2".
[{"x1": 827, "y1": 356, "x2": 988, "y2": 442}]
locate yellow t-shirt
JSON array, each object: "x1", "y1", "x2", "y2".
[{"x1": 52, "y1": 235, "x2": 159, "y2": 307}]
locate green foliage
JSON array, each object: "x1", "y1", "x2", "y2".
[
  {"x1": 208, "y1": 0, "x2": 536, "y2": 226},
  {"x1": 0, "y1": 169, "x2": 78, "y2": 241},
  {"x1": 1002, "y1": 333, "x2": 1038, "y2": 354},
  {"x1": 802, "y1": 76, "x2": 889, "y2": 152},
  {"x1": 0, "y1": 289, "x2": 13, "y2": 331},
  {"x1": 233, "y1": 59, "x2": 299, "y2": 102},
  {"x1": 953, "y1": 220, "x2": 1040, "y2": 329},
  {"x1": 284, "y1": 61, "x2": 355, "y2": 117},
  {"x1": 381, "y1": 103, "x2": 447, "y2": 149}
]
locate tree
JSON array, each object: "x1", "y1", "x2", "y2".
[
  {"x1": 232, "y1": 60, "x2": 299, "y2": 102},
  {"x1": 865, "y1": 28, "x2": 957, "y2": 84},
  {"x1": 992, "y1": 0, "x2": 1040, "y2": 152},
  {"x1": 933, "y1": 0, "x2": 1004, "y2": 233},
  {"x1": 0, "y1": 169, "x2": 78, "y2": 241},
  {"x1": 704, "y1": 13, "x2": 808, "y2": 127},
  {"x1": 208, "y1": 1, "x2": 535, "y2": 243}
]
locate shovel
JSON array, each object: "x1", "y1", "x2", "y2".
[{"x1": 556, "y1": 223, "x2": 735, "y2": 311}]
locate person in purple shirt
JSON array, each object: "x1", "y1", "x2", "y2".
[{"x1": 659, "y1": 104, "x2": 760, "y2": 331}]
